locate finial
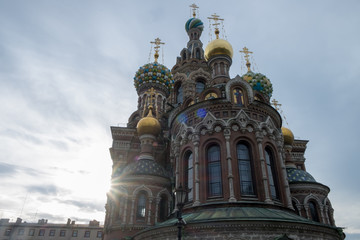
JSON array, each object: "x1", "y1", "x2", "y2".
[
  {"x1": 240, "y1": 47, "x2": 253, "y2": 72},
  {"x1": 150, "y1": 38, "x2": 165, "y2": 63},
  {"x1": 189, "y1": 3, "x2": 199, "y2": 18},
  {"x1": 208, "y1": 13, "x2": 224, "y2": 39},
  {"x1": 271, "y1": 99, "x2": 289, "y2": 125}
]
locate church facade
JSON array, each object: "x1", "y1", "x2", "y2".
[{"x1": 103, "y1": 9, "x2": 345, "y2": 240}]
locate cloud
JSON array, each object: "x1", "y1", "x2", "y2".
[
  {"x1": 57, "y1": 199, "x2": 104, "y2": 213},
  {"x1": 0, "y1": 162, "x2": 44, "y2": 177},
  {"x1": 26, "y1": 184, "x2": 64, "y2": 196}
]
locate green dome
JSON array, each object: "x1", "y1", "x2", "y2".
[
  {"x1": 242, "y1": 71, "x2": 273, "y2": 98},
  {"x1": 287, "y1": 168, "x2": 316, "y2": 183},
  {"x1": 134, "y1": 62, "x2": 174, "y2": 92},
  {"x1": 185, "y1": 18, "x2": 204, "y2": 32}
]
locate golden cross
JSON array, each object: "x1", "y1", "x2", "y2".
[
  {"x1": 150, "y1": 38, "x2": 165, "y2": 62},
  {"x1": 271, "y1": 99, "x2": 282, "y2": 110},
  {"x1": 145, "y1": 87, "x2": 157, "y2": 107},
  {"x1": 189, "y1": 3, "x2": 199, "y2": 17},
  {"x1": 208, "y1": 13, "x2": 223, "y2": 39},
  {"x1": 240, "y1": 47, "x2": 253, "y2": 72}
]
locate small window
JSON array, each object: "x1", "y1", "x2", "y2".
[
  {"x1": 97, "y1": 231, "x2": 102, "y2": 238},
  {"x1": 5, "y1": 229, "x2": 11, "y2": 236},
  {"x1": 185, "y1": 151, "x2": 194, "y2": 201},
  {"x1": 158, "y1": 195, "x2": 168, "y2": 222},
  {"x1": 137, "y1": 191, "x2": 147, "y2": 220},
  {"x1": 237, "y1": 144, "x2": 255, "y2": 195},
  {"x1": 49, "y1": 229, "x2": 56, "y2": 236},
  {"x1": 177, "y1": 85, "x2": 183, "y2": 103},
  {"x1": 18, "y1": 229, "x2": 24, "y2": 235},
  {"x1": 60, "y1": 230, "x2": 66, "y2": 237},
  {"x1": 28, "y1": 229, "x2": 35, "y2": 236},
  {"x1": 84, "y1": 231, "x2": 90, "y2": 238},
  {"x1": 196, "y1": 81, "x2": 205, "y2": 93},
  {"x1": 72, "y1": 230, "x2": 78, "y2": 237},
  {"x1": 265, "y1": 148, "x2": 278, "y2": 199},
  {"x1": 309, "y1": 201, "x2": 320, "y2": 222},
  {"x1": 207, "y1": 145, "x2": 222, "y2": 197},
  {"x1": 39, "y1": 229, "x2": 45, "y2": 236}
]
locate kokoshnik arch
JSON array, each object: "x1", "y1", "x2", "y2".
[{"x1": 103, "y1": 5, "x2": 345, "y2": 240}]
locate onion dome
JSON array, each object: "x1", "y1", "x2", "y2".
[
  {"x1": 242, "y1": 71, "x2": 273, "y2": 98},
  {"x1": 287, "y1": 168, "x2": 317, "y2": 183},
  {"x1": 282, "y1": 127, "x2": 294, "y2": 145},
  {"x1": 137, "y1": 108, "x2": 161, "y2": 136},
  {"x1": 205, "y1": 39, "x2": 233, "y2": 61},
  {"x1": 134, "y1": 62, "x2": 174, "y2": 93},
  {"x1": 185, "y1": 18, "x2": 204, "y2": 32}
]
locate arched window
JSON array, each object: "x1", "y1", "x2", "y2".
[
  {"x1": 176, "y1": 85, "x2": 183, "y2": 103},
  {"x1": 195, "y1": 81, "x2": 205, "y2": 93},
  {"x1": 233, "y1": 88, "x2": 244, "y2": 106},
  {"x1": 185, "y1": 151, "x2": 194, "y2": 201},
  {"x1": 158, "y1": 195, "x2": 168, "y2": 222},
  {"x1": 309, "y1": 201, "x2": 320, "y2": 222},
  {"x1": 265, "y1": 148, "x2": 278, "y2": 199},
  {"x1": 196, "y1": 49, "x2": 200, "y2": 59},
  {"x1": 237, "y1": 144, "x2": 254, "y2": 195},
  {"x1": 207, "y1": 145, "x2": 222, "y2": 197},
  {"x1": 136, "y1": 191, "x2": 147, "y2": 221}
]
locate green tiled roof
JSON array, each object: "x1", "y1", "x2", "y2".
[{"x1": 287, "y1": 168, "x2": 316, "y2": 183}]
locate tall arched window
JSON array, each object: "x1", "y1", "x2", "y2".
[
  {"x1": 158, "y1": 195, "x2": 168, "y2": 222},
  {"x1": 265, "y1": 148, "x2": 278, "y2": 199},
  {"x1": 177, "y1": 85, "x2": 183, "y2": 103},
  {"x1": 195, "y1": 81, "x2": 205, "y2": 93},
  {"x1": 237, "y1": 144, "x2": 254, "y2": 196},
  {"x1": 207, "y1": 145, "x2": 222, "y2": 197},
  {"x1": 136, "y1": 191, "x2": 147, "y2": 221},
  {"x1": 309, "y1": 201, "x2": 320, "y2": 222},
  {"x1": 185, "y1": 151, "x2": 194, "y2": 201}
]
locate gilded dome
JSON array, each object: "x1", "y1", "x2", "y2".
[
  {"x1": 137, "y1": 110, "x2": 161, "y2": 136},
  {"x1": 282, "y1": 127, "x2": 294, "y2": 145},
  {"x1": 204, "y1": 38, "x2": 233, "y2": 61}
]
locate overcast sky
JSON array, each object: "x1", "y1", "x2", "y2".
[{"x1": 0, "y1": 0, "x2": 359, "y2": 239}]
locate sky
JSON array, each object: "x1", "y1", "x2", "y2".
[{"x1": 0, "y1": 0, "x2": 359, "y2": 238}]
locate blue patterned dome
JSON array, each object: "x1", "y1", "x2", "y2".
[
  {"x1": 242, "y1": 71, "x2": 273, "y2": 98},
  {"x1": 287, "y1": 168, "x2": 316, "y2": 183},
  {"x1": 123, "y1": 159, "x2": 169, "y2": 178},
  {"x1": 134, "y1": 62, "x2": 174, "y2": 92},
  {"x1": 185, "y1": 18, "x2": 204, "y2": 32}
]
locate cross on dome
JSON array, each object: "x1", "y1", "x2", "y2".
[
  {"x1": 189, "y1": 3, "x2": 199, "y2": 17},
  {"x1": 208, "y1": 13, "x2": 224, "y2": 39},
  {"x1": 150, "y1": 38, "x2": 165, "y2": 62},
  {"x1": 240, "y1": 47, "x2": 253, "y2": 72}
]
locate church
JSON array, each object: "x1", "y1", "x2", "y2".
[{"x1": 103, "y1": 5, "x2": 345, "y2": 240}]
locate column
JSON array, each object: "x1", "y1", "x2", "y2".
[
  {"x1": 147, "y1": 197, "x2": 153, "y2": 225},
  {"x1": 224, "y1": 128, "x2": 236, "y2": 202},
  {"x1": 256, "y1": 131, "x2": 272, "y2": 204},
  {"x1": 122, "y1": 196, "x2": 128, "y2": 224},
  {"x1": 193, "y1": 134, "x2": 201, "y2": 206},
  {"x1": 276, "y1": 138, "x2": 293, "y2": 209},
  {"x1": 129, "y1": 197, "x2": 135, "y2": 224}
]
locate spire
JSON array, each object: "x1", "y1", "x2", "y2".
[
  {"x1": 150, "y1": 38, "x2": 165, "y2": 63},
  {"x1": 208, "y1": 13, "x2": 224, "y2": 39},
  {"x1": 189, "y1": 3, "x2": 199, "y2": 18},
  {"x1": 240, "y1": 47, "x2": 253, "y2": 72}
]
